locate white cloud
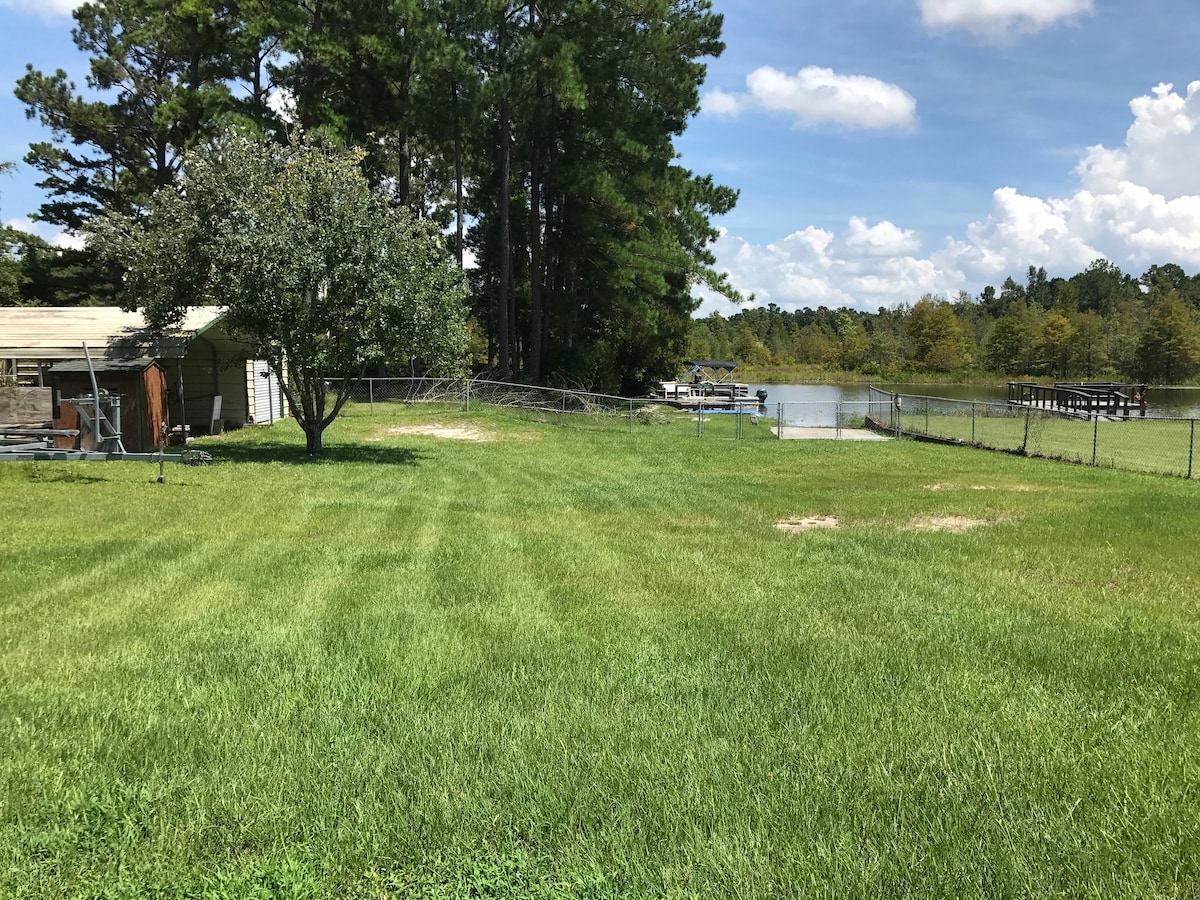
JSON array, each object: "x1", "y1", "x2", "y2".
[
  {"x1": 0, "y1": 0, "x2": 79, "y2": 20},
  {"x1": 920, "y1": 0, "x2": 1092, "y2": 37},
  {"x1": 700, "y1": 80, "x2": 1200, "y2": 317},
  {"x1": 837, "y1": 217, "x2": 922, "y2": 258},
  {"x1": 266, "y1": 87, "x2": 296, "y2": 124},
  {"x1": 703, "y1": 66, "x2": 917, "y2": 131},
  {"x1": 5, "y1": 218, "x2": 86, "y2": 250},
  {"x1": 700, "y1": 220, "x2": 954, "y2": 316},
  {"x1": 1077, "y1": 82, "x2": 1200, "y2": 198}
]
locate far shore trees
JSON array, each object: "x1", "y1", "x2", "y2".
[{"x1": 90, "y1": 133, "x2": 467, "y2": 456}]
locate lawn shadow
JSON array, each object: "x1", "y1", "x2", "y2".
[
  {"x1": 196, "y1": 439, "x2": 427, "y2": 467},
  {"x1": 26, "y1": 468, "x2": 110, "y2": 484}
]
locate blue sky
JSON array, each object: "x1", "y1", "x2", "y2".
[{"x1": 4, "y1": 0, "x2": 1200, "y2": 315}]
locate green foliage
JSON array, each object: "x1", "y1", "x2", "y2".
[
  {"x1": 89, "y1": 132, "x2": 467, "y2": 454},
  {"x1": 1135, "y1": 291, "x2": 1200, "y2": 383},
  {"x1": 702, "y1": 258, "x2": 1200, "y2": 385}
]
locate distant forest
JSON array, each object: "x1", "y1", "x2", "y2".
[{"x1": 692, "y1": 262, "x2": 1200, "y2": 384}]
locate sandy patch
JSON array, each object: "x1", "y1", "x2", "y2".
[
  {"x1": 776, "y1": 516, "x2": 839, "y2": 532},
  {"x1": 376, "y1": 423, "x2": 494, "y2": 441},
  {"x1": 907, "y1": 515, "x2": 994, "y2": 533}
]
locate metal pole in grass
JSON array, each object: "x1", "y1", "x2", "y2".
[
  {"x1": 1189, "y1": 419, "x2": 1195, "y2": 479},
  {"x1": 369, "y1": 379, "x2": 374, "y2": 415},
  {"x1": 971, "y1": 402, "x2": 976, "y2": 444},
  {"x1": 925, "y1": 398, "x2": 929, "y2": 434},
  {"x1": 1022, "y1": 404, "x2": 1031, "y2": 454},
  {"x1": 629, "y1": 400, "x2": 633, "y2": 434},
  {"x1": 697, "y1": 402, "x2": 704, "y2": 438},
  {"x1": 464, "y1": 378, "x2": 470, "y2": 413},
  {"x1": 894, "y1": 394, "x2": 902, "y2": 439},
  {"x1": 1092, "y1": 413, "x2": 1099, "y2": 466},
  {"x1": 777, "y1": 402, "x2": 782, "y2": 440},
  {"x1": 836, "y1": 401, "x2": 842, "y2": 440}
]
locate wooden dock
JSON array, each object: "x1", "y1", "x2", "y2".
[{"x1": 1008, "y1": 382, "x2": 1146, "y2": 419}]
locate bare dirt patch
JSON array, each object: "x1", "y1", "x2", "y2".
[
  {"x1": 775, "y1": 516, "x2": 840, "y2": 532},
  {"x1": 907, "y1": 515, "x2": 994, "y2": 533},
  {"x1": 374, "y1": 423, "x2": 495, "y2": 441}
]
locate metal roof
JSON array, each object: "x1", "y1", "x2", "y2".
[
  {"x1": 50, "y1": 357, "x2": 161, "y2": 373},
  {"x1": 0, "y1": 306, "x2": 228, "y2": 361}
]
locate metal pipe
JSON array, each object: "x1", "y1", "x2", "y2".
[
  {"x1": 1189, "y1": 420, "x2": 1195, "y2": 479},
  {"x1": 82, "y1": 342, "x2": 102, "y2": 447}
]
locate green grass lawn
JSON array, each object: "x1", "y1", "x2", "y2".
[
  {"x1": 2, "y1": 404, "x2": 1199, "y2": 898},
  {"x1": 900, "y1": 408, "x2": 1197, "y2": 478}
]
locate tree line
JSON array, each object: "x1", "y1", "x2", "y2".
[
  {"x1": 1, "y1": 0, "x2": 737, "y2": 394},
  {"x1": 693, "y1": 262, "x2": 1200, "y2": 384}
]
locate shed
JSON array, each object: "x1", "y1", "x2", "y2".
[
  {"x1": 49, "y1": 358, "x2": 167, "y2": 452},
  {"x1": 0, "y1": 307, "x2": 288, "y2": 435}
]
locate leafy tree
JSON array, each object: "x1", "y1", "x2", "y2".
[
  {"x1": 1071, "y1": 259, "x2": 1137, "y2": 317},
  {"x1": 1032, "y1": 311, "x2": 1073, "y2": 377},
  {"x1": 984, "y1": 315, "x2": 1031, "y2": 374},
  {"x1": 1066, "y1": 311, "x2": 1108, "y2": 379},
  {"x1": 1026, "y1": 265, "x2": 1051, "y2": 309},
  {"x1": 1142, "y1": 263, "x2": 1200, "y2": 312},
  {"x1": 1134, "y1": 292, "x2": 1200, "y2": 383},
  {"x1": 906, "y1": 296, "x2": 972, "y2": 371},
  {"x1": 90, "y1": 133, "x2": 468, "y2": 455},
  {"x1": 0, "y1": 162, "x2": 19, "y2": 305}
]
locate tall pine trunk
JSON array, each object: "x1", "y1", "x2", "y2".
[
  {"x1": 497, "y1": 17, "x2": 512, "y2": 378},
  {"x1": 529, "y1": 140, "x2": 542, "y2": 382}
]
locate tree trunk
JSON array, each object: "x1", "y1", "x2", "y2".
[
  {"x1": 529, "y1": 141, "x2": 543, "y2": 382},
  {"x1": 453, "y1": 81, "x2": 464, "y2": 269},
  {"x1": 305, "y1": 424, "x2": 323, "y2": 456},
  {"x1": 497, "y1": 17, "x2": 512, "y2": 379}
]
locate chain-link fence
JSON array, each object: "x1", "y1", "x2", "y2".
[
  {"x1": 868, "y1": 386, "x2": 1199, "y2": 478},
  {"x1": 774, "y1": 401, "x2": 877, "y2": 439},
  {"x1": 324, "y1": 377, "x2": 772, "y2": 438}
]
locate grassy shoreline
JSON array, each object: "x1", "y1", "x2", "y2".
[{"x1": 3, "y1": 405, "x2": 1199, "y2": 897}]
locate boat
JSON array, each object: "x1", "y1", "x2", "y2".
[{"x1": 655, "y1": 360, "x2": 767, "y2": 410}]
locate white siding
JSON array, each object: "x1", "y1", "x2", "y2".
[{"x1": 251, "y1": 361, "x2": 285, "y2": 425}]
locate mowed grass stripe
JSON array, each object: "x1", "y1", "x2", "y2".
[{"x1": 1, "y1": 405, "x2": 1198, "y2": 897}]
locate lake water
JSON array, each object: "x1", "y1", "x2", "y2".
[{"x1": 751, "y1": 383, "x2": 1200, "y2": 419}]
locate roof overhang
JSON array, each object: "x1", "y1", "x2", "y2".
[{"x1": 0, "y1": 306, "x2": 229, "y2": 361}]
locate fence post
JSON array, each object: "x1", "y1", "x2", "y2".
[
  {"x1": 629, "y1": 400, "x2": 633, "y2": 434},
  {"x1": 1022, "y1": 404, "x2": 1031, "y2": 455},
  {"x1": 836, "y1": 401, "x2": 842, "y2": 440},
  {"x1": 369, "y1": 379, "x2": 374, "y2": 415},
  {"x1": 925, "y1": 399, "x2": 929, "y2": 435},
  {"x1": 697, "y1": 403, "x2": 704, "y2": 438},
  {"x1": 895, "y1": 395, "x2": 902, "y2": 439},
  {"x1": 777, "y1": 402, "x2": 783, "y2": 440},
  {"x1": 1189, "y1": 419, "x2": 1195, "y2": 479},
  {"x1": 1092, "y1": 413, "x2": 1099, "y2": 466},
  {"x1": 464, "y1": 378, "x2": 470, "y2": 413},
  {"x1": 971, "y1": 402, "x2": 976, "y2": 444}
]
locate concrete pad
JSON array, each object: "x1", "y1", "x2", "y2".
[{"x1": 778, "y1": 426, "x2": 891, "y2": 441}]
